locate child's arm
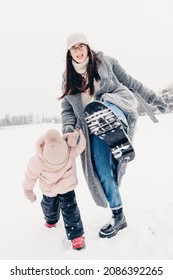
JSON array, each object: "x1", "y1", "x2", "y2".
[
  {"x1": 23, "y1": 156, "x2": 40, "y2": 202},
  {"x1": 24, "y1": 189, "x2": 37, "y2": 202}
]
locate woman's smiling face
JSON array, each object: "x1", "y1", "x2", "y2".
[{"x1": 70, "y1": 43, "x2": 88, "y2": 63}]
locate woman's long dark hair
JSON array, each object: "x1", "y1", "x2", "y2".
[{"x1": 59, "y1": 46, "x2": 101, "y2": 100}]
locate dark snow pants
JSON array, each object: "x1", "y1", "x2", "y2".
[{"x1": 41, "y1": 190, "x2": 84, "y2": 240}]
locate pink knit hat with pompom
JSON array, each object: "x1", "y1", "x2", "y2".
[{"x1": 43, "y1": 129, "x2": 69, "y2": 167}]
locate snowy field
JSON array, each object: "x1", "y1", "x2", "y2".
[{"x1": 0, "y1": 113, "x2": 173, "y2": 261}]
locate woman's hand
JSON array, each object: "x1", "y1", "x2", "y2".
[
  {"x1": 63, "y1": 130, "x2": 79, "y2": 147},
  {"x1": 152, "y1": 96, "x2": 168, "y2": 113}
]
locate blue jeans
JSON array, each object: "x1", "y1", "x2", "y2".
[
  {"x1": 90, "y1": 102, "x2": 128, "y2": 209},
  {"x1": 104, "y1": 100, "x2": 128, "y2": 127}
]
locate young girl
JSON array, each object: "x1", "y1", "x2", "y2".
[
  {"x1": 23, "y1": 128, "x2": 86, "y2": 250},
  {"x1": 59, "y1": 32, "x2": 168, "y2": 239}
]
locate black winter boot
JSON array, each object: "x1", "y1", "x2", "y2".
[{"x1": 99, "y1": 208, "x2": 127, "y2": 238}]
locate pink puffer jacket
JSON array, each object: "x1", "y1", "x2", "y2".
[{"x1": 23, "y1": 129, "x2": 86, "y2": 197}]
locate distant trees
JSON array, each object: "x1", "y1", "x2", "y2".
[
  {"x1": 0, "y1": 113, "x2": 61, "y2": 128},
  {"x1": 1, "y1": 84, "x2": 173, "y2": 128}
]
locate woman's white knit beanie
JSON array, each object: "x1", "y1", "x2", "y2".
[{"x1": 67, "y1": 32, "x2": 89, "y2": 50}]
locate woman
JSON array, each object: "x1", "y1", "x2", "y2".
[{"x1": 59, "y1": 32, "x2": 167, "y2": 239}]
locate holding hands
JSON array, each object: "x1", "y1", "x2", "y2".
[{"x1": 63, "y1": 129, "x2": 79, "y2": 147}]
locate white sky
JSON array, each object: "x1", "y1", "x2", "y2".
[{"x1": 0, "y1": 0, "x2": 173, "y2": 118}]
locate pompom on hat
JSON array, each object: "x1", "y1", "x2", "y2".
[
  {"x1": 67, "y1": 32, "x2": 89, "y2": 50},
  {"x1": 43, "y1": 129, "x2": 69, "y2": 168}
]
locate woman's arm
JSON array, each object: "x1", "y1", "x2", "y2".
[
  {"x1": 74, "y1": 129, "x2": 86, "y2": 157},
  {"x1": 61, "y1": 97, "x2": 76, "y2": 133},
  {"x1": 61, "y1": 97, "x2": 81, "y2": 147},
  {"x1": 109, "y1": 56, "x2": 167, "y2": 112}
]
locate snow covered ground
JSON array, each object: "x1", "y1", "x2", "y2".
[{"x1": 0, "y1": 113, "x2": 173, "y2": 261}]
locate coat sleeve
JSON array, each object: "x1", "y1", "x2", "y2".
[
  {"x1": 74, "y1": 129, "x2": 86, "y2": 157},
  {"x1": 22, "y1": 156, "x2": 40, "y2": 191},
  {"x1": 109, "y1": 56, "x2": 166, "y2": 107},
  {"x1": 61, "y1": 97, "x2": 77, "y2": 133}
]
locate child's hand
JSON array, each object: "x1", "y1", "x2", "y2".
[
  {"x1": 24, "y1": 190, "x2": 37, "y2": 202},
  {"x1": 63, "y1": 130, "x2": 79, "y2": 147}
]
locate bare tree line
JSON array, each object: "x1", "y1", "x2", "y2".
[
  {"x1": 0, "y1": 113, "x2": 61, "y2": 128},
  {"x1": 1, "y1": 84, "x2": 173, "y2": 128}
]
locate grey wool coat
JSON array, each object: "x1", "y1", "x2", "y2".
[{"x1": 61, "y1": 53, "x2": 167, "y2": 208}]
